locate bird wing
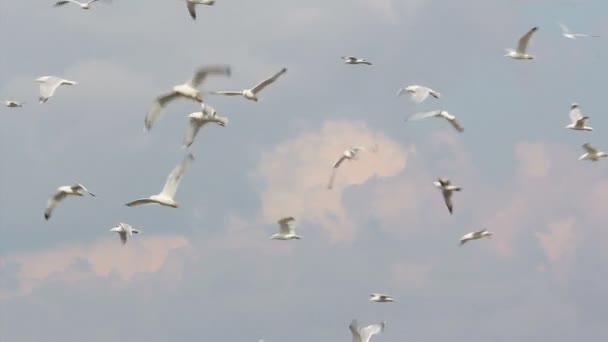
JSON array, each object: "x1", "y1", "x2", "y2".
[
  {"x1": 183, "y1": 117, "x2": 204, "y2": 148},
  {"x1": 72, "y1": 183, "x2": 94, "y2": 196},
  {"x1": 187, "y1": 1, "x2": 197, "y2": 19},
  {"x1": 277, "y1": 217, "x2": 295, "y2": 234},
  {"x1": 251, "y1": 68, "x2": 287, "y2": 94},
  {"x1": 516, "y1": 27, "x2": 538, "y2": 54},
  {"x1": 125, "y1": 198, "x2": 157, "y2": 207},
  {"x1": 442, "y1": 190, "x2": 454, "y2": 214},
  {"x1": 45, "y1": 191, "x2": 67, "y2": 220},
  {"x1": 327, "y1": 167, "x2": 339, "y2": 189},
  {"x1": 359, "y1": 322, "x2": 385, "y2": 342},
  {"x1": 144, "y1": 91, "x2": 180, "y2": 131},
  {"x1": 558, "y1": 23, "x2": 570, "y2": 35},
  {"x1": 569, "y1": 106, "x2": 582, "y2": 123},
  {"x1": 445, "y1": 116, "x2": 464, "y2": 132},
  {"x1": 38, "y1": 77, "x2": 63, "y2": 100},
  {"x1": 160, "y1": 153, "x2": 194, "y2": 199},
  {"x1": 405, "y1": 110, "x2": 441, "y2": 122},
  {"x1": 583, "y1": 143, "x2": 599, "y2": 154},
  {"x1": 188, "y1": 65, "x2": 231, "y2": 88},
  {"x1": 411, "y1": 87, "x2": 431, "y2": 103},
  {"x1": 119, "y1": 231, "x2": 127, "y2": 244},
  {"x1": 210, "y1": 90, "x2": 243, "y2": 96},
  {"x1": 349, "y1": 320, "x2": 361, "y2": 342},
  {"x1": 342, "y1": 56, "x2": 357, "y2": 61},
  {"x1": 577, "y1": 117, "x2": 590, "y2": 127},
  {"x1": 333, "y1": 155, "x2": 348, "y2": 168},
  {"x1": 54, "y1": 0, "x2": 78, "y2": 6}
]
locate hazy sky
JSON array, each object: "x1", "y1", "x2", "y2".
[{"x1": 2, "y1": 0, "x2": 608, "y2": 341}]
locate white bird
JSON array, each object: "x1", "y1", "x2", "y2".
[
  {"x1": 433, "y1": 178, "x2": 461, "y2": 215},
  {"x1": 397, "y1": 85, "x2": 440, "y2": 103},
  {"x1": 210, "y1": 67, "x2": 287, "y2": 102},
  {"x1": 125, "y1": 153, "x2": 194, "y2": 208},
  {"x1": 370, "y1": 293, "x2": 395, "y2": 303},
  {"x1": 270, "y1": 216, "x2": 301, "y2": 240},
  {"x1": 349, "y1": 319, "x2": 385, "y2": 342},
  {"x1": 566, "y1": 103, "x2": 592, "y2": 131},
  {"x1": 578, "y1": 143, "x2": 608, "y2": 161},
  {"x1": 183, "y1": 103, "x2": 228, "y2": 148},
  {"x1": 54, "y1": 0, "x2": 99, "y2": 9},
  {"x1": 559, "y1": 23, "x2": 599, "y2": 40},
  {"x1": 145, "y1": 65, "x2": 231, "y2": 131},
  {"x1": 3, "y1": 100, "x2": 24, "y2": 108},
  {"x1": 405, "y1": 110, "x2": 464, "y2": 132},
  {"x1": 44, "y1": 183, "x2": 95, "y2": 220},
  {"x1": 35, "y1": 76, "x2": 77, "y2": 104},
  {"x1": 341, "y1": 56, "x2": 372, "y2": 65},
  {"x1": 460, "y1": 229, "x2": 493, "y2": 246},
  {"x1": 110, "y1": 223, "x2": 140, "y2": 245},
  {"x1": 186, "y1": 0, "x2": 215, "y2": 20},
  {"x1": 327, "y1": 144, "x2": 378, "y2": 190},
  {"x1": 504, "y1": 26, "x2": 538, "y2": 60}
]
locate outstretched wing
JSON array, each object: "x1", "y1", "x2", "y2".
[
  {"x1": 516, "y1": 26, "x2": 538, "y2": 54},
  {"x1": 583, "y1": 143, "x2": 599, "y2": 154},
  {"x1": 210, "y1": 90, "x2": 244, "y2": 96},
  {"x1": 54, "y1": 0, "x2": 79, "y2": 7},
  {"x1": 251, "y1": 68, "x2": 287, "y2": 94},
  {"x1": 186, "y1": 0, "x2": 197, "y2": 19},
  {"x1": 558, "y1": 23, "x2": 570, "y2": 35},
  {"x1": 144, "y1": 91, "x2": 180, "y2": 131},
  {"x1": 188, "y1": 65, "x2": 231, "y2": 88},
  {"x1": 125, "y1": 198, "x2": 157, "y2": 207},
  {"x1": 38, "y1": 77, "x2": 63, "y2": 101},
  {"x1": 45, "y1": 191, "x2": 67, "y2": 220},
  {"x1": 405, "y1": 110, "x2": 441, "y2": 122},
  {"x1": 445, "y1": 116, "x2": 464, "y2": 132},
  {"x1": 277, "y1": 217, "x2": 295, "y2": 234},
  {"x1": 160, "y1": 153, "x2": 194, "y2": 199},
  {"x1": 349, "y1": 320, "x2": 361, "y2": 342},
  {"x1": 569, "y1": 105, "x2": 582, "y2": 123},
  {"x1": 183, "y1": 117, "x2": 203, "y2": 148},
  {"x1": 442, "y1": 190, "x2": 454, "y2": 214},
  {"x1": 359, "y1": 322, "x2": 385, "y2": 342},
  {"x1": 118, "y1": 231, "x2": 127, "y2": 244},
  {"x1": 411, "y1": 87, "x2": 431, "y2": 103}
]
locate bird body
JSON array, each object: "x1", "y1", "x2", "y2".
[
  {"x1": 35, "y1": 76, "x2": 77, "y2": 103},
  {"x1": 342, "y1": 56, "x2": 372, "y2": 65},
  {"x1": 433, "y1": 178, "x2": 461, "y2": 214},
  {"x1": 183, "y1": 103, "x2": 228, "y2": 148},
  {"x1": 504, "y1": 27, "x2": 538, "y2": 60},
  {"x1": 460, "y1": 229, "x2": 493, "y2": 245},
  {"x1": 110, "y1": 223, "x2": 140, "y2": 245},
  {"x1": 370, "y1": 293, "x2": 395, "y2": 303},
  {"x1": 211, "y1": 67, "x2": 287, "y2": 102},
  {"x1": 270, "y1": 216, "x2": 301, "y2": 240},
  {"x1": 4, "y1": 100, "x2": 24, "y2": 107},
  {"x1": 579, "y1": 143, "x2": 608, "y2": 161},
  {"x1": 566, "y1": 103, "x2": 592, "y2": 131},
  {"x1": 327, "y1": 145, "x2": 378, "y2": 189},
  {"x1": 397, "y1": 85, "x2": 440, "y2": 103},
  {"x1": 44, "y1": 184, "x2": 95, "y2": 220}
]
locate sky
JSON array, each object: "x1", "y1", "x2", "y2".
[{"x1": 1, "y1": 0, "x2": 608, "y2": 341}]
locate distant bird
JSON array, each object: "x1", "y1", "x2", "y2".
[
  {"x1": 433, "y1": 178, "x2": 461, "y2": 215},
  {"x1": 110, "y1": 223, "x2": 140, "y2": 245},
  {"x1": 349, "y1": 319, "x2": 385, "y2": 342},
  {"x1": 186, "y1": 0, "x2": 215, "y2": 20},
  {"x1": 370, "y1": 293, "x2": 395, "y2": 303},
  {"x1": 54, "y1": 0, "x2": 99, "y2": 9},
  {"x1": 210, "y1": 67, "x2": 287, "y2": 102},
  {"x1": 3, "y1": 100, "x2": 24, "y2": 108},
  {"x1": 341, "y1": 56, "x2": 372, "y2": 65},
  {"x1": 578, "y1": 143, "x2": 608, "y2": 161},
  {"x1": 397, "y1": 85, "x2": 440, "y2": 104},
  {"x1": 327, "y1": 144, "x2": 378, "y2": 189},
  {"x1": 35, "y1": 76, "x2": 77, "y2": 103},
  {"x1": 460, "y1": 229, "x2": 493, "y2": 246},
  {"x1": 44, "y1": 183, "x2": 95, "y2": 220},
  {"x1": 145, "y1": 65, "x2": 231, "y2": 131},
  {"x1": 183, "y1": 103, "x2": 228, "y2": 148},
  {"x1": 559, "y1": 23, "x2": 599, "y2": 40},
  {"x1": 405, "y1": 110, "x2": 464, "y2": 132},
  {"x1": 270, "y1": 216, "x2": 301, "y2": 240},
  {"x1": 566, "y1": 103, "x2": 592, "y2": 131},
  {"x1": 125, "y1": 154, "x2": 194, "y2": 208},
  {"x1": 504, "y1": 26, "x2": 538, "y2": 60}
]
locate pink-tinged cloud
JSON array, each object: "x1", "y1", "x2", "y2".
[
  {"x1": 535, "y1": 217, "x2": 578, "y2": 281},
  {"x1": 390, "y1": 260, "x2": 432, "y2": 290}
]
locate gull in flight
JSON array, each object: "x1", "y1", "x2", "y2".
[
  {"x1": 460, "y1": 229, "x2": 493, "y2": 246},
  {"x1": 578, "y1": 143, "x2": 608, "y2": 161},
  {"x1": 397, "y1": 85, "x2": 441, "y2": 104},
  {"x1": 3, "y1": 100, "x2": 24, "y2": 108},
  {"x1": 44, "y1": 183, "x2": 95, "y2": 220},
  {"x1": 187, "y1": 0, "x2": 215, "y2": 20},
  {"x1": 35, "y1": 76, "x2": 77, "y2": 104},
  {"x1": 504, "y1": 26, "x2": 538, "y2": 60},
  {"x1": 145, "y1": 64, "x2": 231, "y2": 131},
  {"x1": 54, "y1": 0, "x2": 99, "y2": 9},
  {"x1": 210, "y1": 67, "x2": 287, "y2": 102},
  {"x1": 270, "y1": 216, "x2": 301, "y2": 240},
  {"x1": 125, "y1": 153, "x2": 194, "y2": 208},
  {"x1": 110, "y1": 223, "x2": 140, "y2": 245},
  {"x1": 341, "y1": 56, "x2": 372, "y2": 65},
  {"x1": 327, "y1": 144, "x2": 378, "y2": 190},
  {"x1": 559, "y1": 23, "x2": 599, "y2": 40},
  {"x1": 349, "y1": 319, "x2": 385, "y2": 342},
  {"x1": 183, "y1": 103, "x2": 228, "y2": 148},
  {"x1": 433, "y1": 178, "x2": 461, "y2": 215},
  {"x1": 566, "y1": 103, "x2": 592, "y2": 131},
  {"x1": 370, "y1": 293, "x2": 395, "y2": 303},
  {"x1": 405, "y1": 110, "x2": 464, "y2": 132}
]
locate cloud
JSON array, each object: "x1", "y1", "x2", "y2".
[{"x1": 535, "y1": 217, "x2": 579, "y2": 281}]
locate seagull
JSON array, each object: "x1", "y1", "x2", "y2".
[
  {"x1": 504, "y1": 26, "x2": 538, "y2": 60},
  {"x1": 460, "y1": 229, "x2": 493, "y2": 246},
  {"x1": 145, "y1": 65, "x2": 231, "y2": 131},
  {"x1": 349, "y1": 319, "x2": 385, "y2": 342},
  {"x1": 327, "y1": 144, "x2": 378, "y2": 189},
  {"x1": 397, "y1": 85, "x2": 441, "y2": 104},
  {"x1": 183, "y1": 103, "x2": 228, "y2": 148},
  {"x1": 35, "y1": 76, "x2": 77, "y2": 104},
  {"x1": 54, "y1": 0, "x2": 99, "y2": 9},
  {"x1": 110, "y1": 223, "x2": 140, "y2": 245},
  {"x1": 566, "y1": 103, "x2": 592, "y2": 131},
  {"x1": 44, "y1": 183, "x2": 95, "y2": 220},
  {"x1": 341, "y1": 56, "x2": 372, "y2": 65},
  {"x1": 125, "y1": 153, "x2": 194, "y2": 208},
  {"x1": 186, "y1": 0, "x2": 215, "y2": 20},
  {"x1": 433, "y1": 178, "x2": 461, "y2": 215},
  {"x1": 405, "y1": 110, "x2": 464, "y2": 132},
  {"x1": 578, "y1": 143, "x2": 608, "y2": 161},
  {"x1": 3, "y1": 100, "x2": 24, "y2": 108},
  {"x1": 210, "y1": 67, "x2": 287, "y2": 102},
  {"x1": 370, "y1": 293, "x2": 395, "y2": 303},
  {"x1": 270, "y1": 216, "x2": 301, "y2": 240},
  {"x1": 559, "y1": 23, "x2": 599, "y2": 40}
]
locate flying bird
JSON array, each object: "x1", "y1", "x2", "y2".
[
  {"x1": 349, "y1": 319, "x2": 385, "y2": 342},
  {"x1": 210, "y1": 67, "x2": 287, "y2": 102},
  {"x1": 405, "y1": 110, "x2": 464, "y2": 132},
  {"x1": 327, "y1": 145, "x2": 378, "y2": 189},
  {"x1": 54, "y1": 0, "x2": 99, "y2": 9},
  {"x1": 183, "y1": 103, "x2": 228, "y2": 148},
  {"x1": 369, "y1": 293, "x2": 395, "y2": 303},
  {"x1": 145, "y1": 64, "x2": 231, "y2": 131},
  {"x1": 566, "y1": 103, "x2": 592, "y2": 131},
  {"x1": 3, "y1": 100, "x2": 24, "y2": 108},
  {"x1": 341, "y1": 56, "x2": 372, "y2": 65},
  {"x1": 504, "y1": 26, "x2": 538, "y2": 60},
  {"x1": 186, "y1": 0, "x2": 215, "y2": 20},
  {"x1": 578, "y1": 143, "x2": 608, "y2": 161},
  {"x1": 270, "y1": 216, "x2": 301, "y2": 240},
  {"x1": 433, "y1": 178, "x2": 461, "y2": 215},
  {"x1": 559, "y1": 23, "x2": 599, "y2": 40},
  {"x1": 125, "y1": 153, "x2": 194, "y2": 208},
  {"x1": 35, "y1": 76, "x2": 77, "y2": 103},
  {"x1": 44, "y1": 183, "x2": 95, "y2": 220},
  {"x1": 397, "y1": 85, "x2": 440, "y2": 103},
  {"x1": 460, "y1": 229, "x2": 493, "y2": 246},
  {"x1": 110, "y1": 223, "x2": 140, "y2": 245}
]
